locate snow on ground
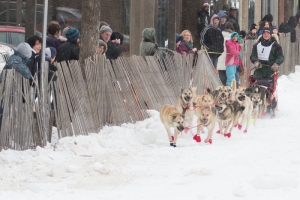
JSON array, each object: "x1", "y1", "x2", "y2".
[{"x1": 1, "y1": 66, "x2": 300, "y2": 200}]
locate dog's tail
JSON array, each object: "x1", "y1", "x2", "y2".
[{"x1": 231, "y1": 79, "x2": 237, "y2": 91}]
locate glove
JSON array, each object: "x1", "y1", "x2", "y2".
[
  {"x1": 271, "y1": 63, "x2": 279, "y2": 72},
  {"x1": 254, "y1": 61, "x2": 262, "y2": 68},
  {"x1": 49, "y1": 63, "x2": 58, "y2": 72}
]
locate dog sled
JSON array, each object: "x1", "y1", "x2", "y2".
[{"x1": 248, "y1": 67, "x2": 278, "y2": 115}]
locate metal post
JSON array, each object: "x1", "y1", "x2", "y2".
[{"x1": 40, "y1": 0, "x2": 49, "y2": 143}]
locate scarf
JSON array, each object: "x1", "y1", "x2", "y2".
[{"x1": 183, "y1": 40, "x2": 193, "y2": 50}]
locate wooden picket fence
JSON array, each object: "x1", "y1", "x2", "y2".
[{"x1": 0, "y1": 33, "x2": 298, "y2": 151}]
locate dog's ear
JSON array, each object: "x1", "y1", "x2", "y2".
[
  {"x1": 181, "y1": 114, "x2": 185, "y2": 119},
  {"x1": 207, "y1": 88, "x2": 211, "y2": 93}
]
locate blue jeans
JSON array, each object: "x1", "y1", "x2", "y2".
[{"x1": 226, "y1": 65, "x2": 237, "y2": 86}]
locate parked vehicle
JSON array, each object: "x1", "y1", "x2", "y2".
[{"x1": 0, "y1": 26, "x2": 25, "y2": 46}]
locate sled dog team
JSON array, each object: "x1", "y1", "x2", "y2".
[{"x1": 160, "y1": 80, "x2": 273, "y2": 147}]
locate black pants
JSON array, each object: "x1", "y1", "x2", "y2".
[{"x1": 218, "y1": 70, "x2": 227, "y2": 86}]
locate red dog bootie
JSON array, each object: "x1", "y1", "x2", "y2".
[
  {"x1": 193, "y1": 134, "x2": 201, "y2": 143},
  {"x1": 224, "y1": 133, "x2": 231, "y2": 138},
  {"x1": 216, "y1": 130, "x2": 220, "y2": 134},
  {"x1": 238, "y1": 124, "x2": 242, "y2": 130},
  {"x1": 243, "y1": 129, "x2": 248, "y2": 133},
  {"x1": 204, "y1": 138, "x2": 212, "y2": 144}
]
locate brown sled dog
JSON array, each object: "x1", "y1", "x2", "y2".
[{"x1": 160, "y1": 104, "x2": 185, "y2": 147}]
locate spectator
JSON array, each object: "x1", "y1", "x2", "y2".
[
  {"x1": 225, "y1": 32, "x2": 240, "y2": 86},
  {"x1": 46, "y1": 21, "x2": 64, "y2": 50},
  {"x1": 279, "y1": 16, "x2": 298, "y2": 43},
  {"x1": 257, "y1": 14, "x2": 273, "y2": 36},
  {"x1": 140, "y1": 28, "x2": 173, "y2": 60},
  {"x1": 272, "y1": 25, "x2": 280, "y2": 39},
  {"x1": 246, "y1": 24, "x2": 258, "y2": 40},
  {"x1": 218, "y1": 11, "x2": 227, "y2": 31},
  {"x1": 45, "y1": 47, "x2": 58, "y2": 82},
  {"x1": 60, "y1": 26, "x2": 72, "y2": 41},
  {"x1": 56, "y1": 28, "x2": 81, "y2": 62},
  {"x1": 200, "y1": 14, "x2": 224, "y2": 69},
  {"x1": 98, "y1": 40, "x2": 107, "y2": 55},
  {"x1": 175, "y1": 33, "x2": 183, "y2": 52},
  {"x1": 221, "y1": 3, "x2": 230, "y2": 14},
  {"x1": 99, "y1": 25, "x2": 122, "y2": 60},
  {"x1": 0, "y1": 42, "x2": 32, "y2": 83},
  {"x1": 257, "y1": 20, "x2": 272, "y2": 36},
  {"x1": 176, "y1": 30, "x2": 197, "y2": 55},
  {"x1": 227, "y1": 7, "x2": 240, "y2": 32},
  {"x1": 197, "y1": 3, "x2": 210, "y2": 35},
  {"x1": 26, "y1": 35, "x2": 42, "y2": 84},
  {"x1": 217, "y1": 21, "x2": 234, "y2": 86},
  {"x1": 296, "y1": 10, "x2": 300, "y2": 41}
]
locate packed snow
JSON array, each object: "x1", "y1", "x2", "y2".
[{"x1": 1, "y1": 66, "x2": 300, "y2": 200}]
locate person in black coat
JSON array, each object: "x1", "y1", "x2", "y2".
[
  {"x1": 200, "y1": 15, "x2": 224, "y2": 69},
  {"x1": 26, "y1": 35, "x2": 43, "y2": 82},
  {"x1": 279, "y1": 16, "x2": 298, "y2": 43},
  {"x1": 227, "y1": 7, "x2": 240, "y2": 32},
  {"x1": 56, "y1": 28, "x2": 80, "y2": 62},
  {"x1": 197, "y1": 3, "x2": 210, "y2": 35},
  {"x1": 99, "y1": 25, "x2": 122, "y2": 60}
]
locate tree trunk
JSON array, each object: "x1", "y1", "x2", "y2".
[{"x1": 79, "y1": 0, "x2": 101, "y2": 80}]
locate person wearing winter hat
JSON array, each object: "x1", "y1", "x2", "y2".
[
  {"x1": 0, "y1": 42, "x2": 32, "y2": 83},
  {"x1": 218, "y1": 11, "x2": 227, "y2": 31},
  {"x1": 65, "y1": 27, "x2": 81, "y2": 43},
  {"x1": 250, "y1": 27, "x2": 284, "y2": 81},
  {"x1": 56, "y1": 28, "x2": 80, "y2": 62},
  {"x1": 200, "y1": 14, "x2": 224, "y2": 70},
  {"x1": 99, "y1": 25, "x2": 113, "y2": 43},
  {"x1": 98, "y1": 39, "x2": 107, "y2": 55},
  {"x1": 246, "y1": 24, "x2": 258, "y2": 40},
  {"x1": 227, "y1": 7, "x2": 240, "y2": 32},
  {"x1": 197, "y1": 3, "x2": 210, "y2": 36},
  {"x1": 225, "y1": 32, "x2": 240, "y2": 86},
  {"x1": 99, "y1": 23, "x2": 122, "y2": 60},
  {"x1": 279, "y1": 16, "x2": 298, "y2": 43},
  {"x1": 295, "y1": 10, "x2": 300, "y2": 41}
]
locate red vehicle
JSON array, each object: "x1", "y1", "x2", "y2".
[{"x1": 0, "y1": 26, "x2": 25, "y2": 46}]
